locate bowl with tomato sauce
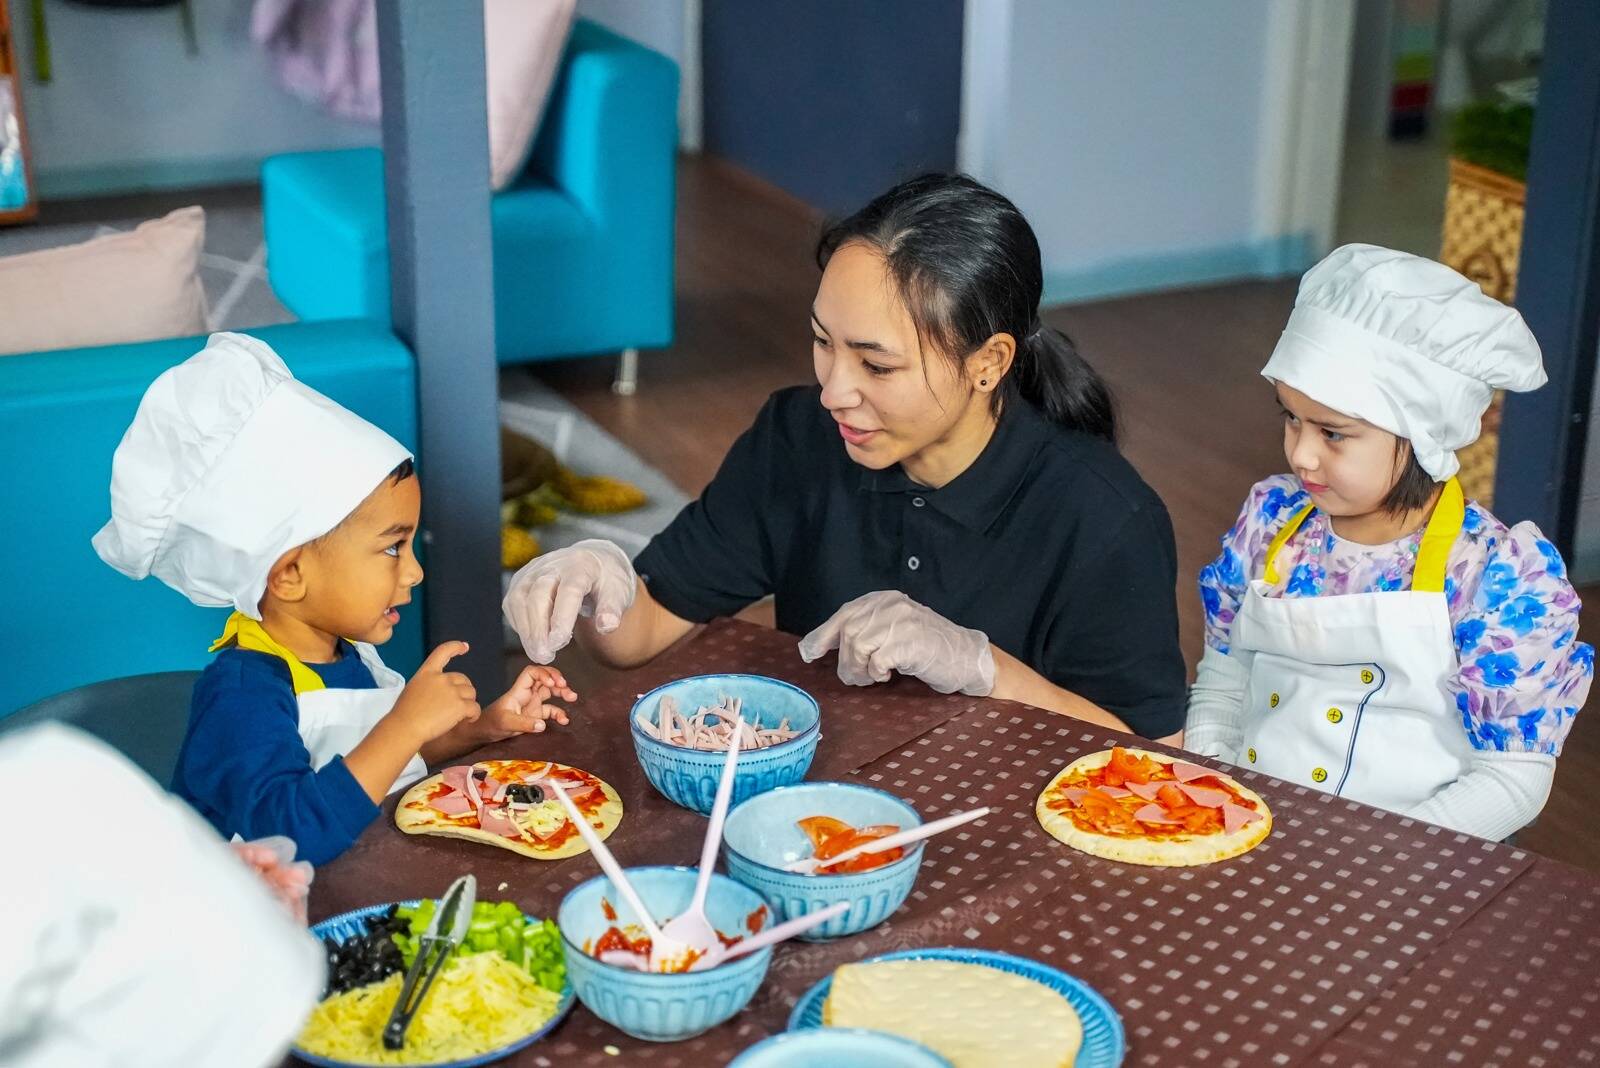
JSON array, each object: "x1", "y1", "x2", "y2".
[
  {"x1": 722, "y1": 782, "x2": 924, "y2": 941},
  {"x1": 557, "y1": 865, "x2": 774, "y2": 1042}
]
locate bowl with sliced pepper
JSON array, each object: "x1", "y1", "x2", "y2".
[{"x1": 721, "y1": 782, "x2": 924, "y2": 941}]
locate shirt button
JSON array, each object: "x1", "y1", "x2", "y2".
[
  {"x1": 1269, "y1": 692, "x2": 1280, "y2": 708},
  {"x1": 907, "y1": 556, "x2": 921, "y2": 571},
  {"x1": 1326, "y1": 707, "x2": 1344, "y2": 724},
  {"x1": 1312, "y1": 767, "x2": 1328, "y2": 783},
  {"x1": 1360, "y1": 669, "x2": 1375, "y2": 684},
  {"x1": 1246, "y1": 748, "x2": 1257, "y2": 763},
  {"x1": 911, "y1": 496, "x2": 926, "y2": 508}
]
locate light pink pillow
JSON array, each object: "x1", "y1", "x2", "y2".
[
  {"x1": 0, "y1": 207, "x2": 208, "y2": 357},
  {"x1": 485, "y1": 0, "x2": 577, "y2": 191}
]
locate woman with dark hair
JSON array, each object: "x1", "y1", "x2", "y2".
[{"x1": 503, "y1": 174, "x2": 1187, "y2": 739}]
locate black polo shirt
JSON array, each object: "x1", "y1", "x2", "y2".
[{"x1": 634, "y1": 386, "x2": 1186, "y2": 737}]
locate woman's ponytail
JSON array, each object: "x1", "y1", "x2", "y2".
[
  {"x1": 819, "y1": 173, "x2": 1121, "y2": 446},
  {"x1": 1010, "y1": 325, "x2": 1117, "y2": 443}
]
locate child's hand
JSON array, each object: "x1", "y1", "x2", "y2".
[
  {"x1": 391, "y1": 641, "x2": 481, "y2": 742},
  {"x1": 482, "y1": 664, "x2": 577, "y2": 738}
]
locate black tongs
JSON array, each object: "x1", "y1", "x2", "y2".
[{"x1": 382, "y1": 874, "x2": 477, "y2": 1050}]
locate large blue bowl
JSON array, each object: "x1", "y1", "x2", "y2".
[
  {"x1": 730, "y1": 1028, "x2": 953, "y2": 1067},
  {"x1": 723, "y1": 782, "x2": 923, "y2": 941},
  {"x1": 557, "y1": 866, "x2": 774, "y2": 1042},
  {"x1": 630, "y1": 674, "x2": 821, "y2": 814},
  {"x1": 294, "y1": 901, "x2": 575, "y2": 1068}
]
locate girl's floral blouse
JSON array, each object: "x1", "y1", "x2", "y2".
[{"x1": 1200, "y1": 475, "x2": 1592, "y2": 755}]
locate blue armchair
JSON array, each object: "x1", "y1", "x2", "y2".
[
  {"x1": 0, "y1": 321, "x2": 425, "y2": 716},
  {"x1": 261, "y1": 20, "x2": 678, "y2": 390}
]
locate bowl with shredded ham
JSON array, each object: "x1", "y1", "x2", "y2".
[{"x1": 631, "y1": 674, "x2": 821, "y2": 814}]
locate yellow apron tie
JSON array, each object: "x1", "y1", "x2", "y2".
[
  {"x1": 1262, "y1": 477, "x2": 1465, "y2": 594},
  {"x1": 209, "y1": 612, "x2": 327, "y2": 696}
]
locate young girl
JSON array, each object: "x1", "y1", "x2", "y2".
[
  {"x1": 1185, "y1": 244, "x2": 1592, "y2": 842},
  {"x1": 94, "y1": 333, "x2": 576, "y2": 865}
]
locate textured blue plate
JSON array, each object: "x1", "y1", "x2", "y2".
[
  {"x1": 293, "y1": 900, "x2": 575, "y2": 1068},
  {"x1": 787, "y1": 947, "x2": 1124, "y2": 1068}
]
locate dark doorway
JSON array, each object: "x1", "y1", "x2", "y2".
[{"x1": 701, "y1": 0, "x2": 964, "y2": 217}]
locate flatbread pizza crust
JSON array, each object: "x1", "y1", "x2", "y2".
[
  {"x1": 1036, "y1": 748, "x2": 1271, "y2": 866},
  {"x1": 396, "y1": 759, "x2": 623, "y2": 861}
]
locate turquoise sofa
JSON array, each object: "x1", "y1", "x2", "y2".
[
  {"x1": 261, "y1": 20, "x2": 678, "y2": 369},
  {"x1": 0, "y1": 320, "x2": 425, "y2": 715}
]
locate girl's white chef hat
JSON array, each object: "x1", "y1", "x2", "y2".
[
  {"x1": 92, "y1": 332, "x2": 412, "y2": 618},
  {"x1": 1260, "y1": 243, "x2": 1546, "y2": 480}
]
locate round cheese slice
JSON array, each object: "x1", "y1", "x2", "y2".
[{"x1": 822, "y1": 959, "x2": 1082, "y2": 1068}]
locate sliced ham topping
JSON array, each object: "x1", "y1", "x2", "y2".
[
  {"x1": 1177, "y1": 783, "x2": 1232, "y2": 809},
  {"x1": 1133, "y1": 803, "x2": 1183, "y2": 825},
  {"x1": 1124, "y1": 780, "x2": 1164, "y2": 802},
  {"x1": 441, "y1": 765, "x2": 472, "y2": 794},
  {"x1": 1055, "y1": 787, "x2": 1089, "y2": 804},
  {"x1": 1171, "y1": 761, "x2": 1216, "y2": 783},
  {"x1": 477, "y1": 804, "x2": 522, "y2": 839},
  {"x1": 427, "y1": 793, "x2": 475, "y2": 818},
  {"x1": 1098, "y1": 785, "x2": 1133, "y2": 799},
  {"x1": 1222, "y1": 801, "x2": 1264, "y2": 833}
]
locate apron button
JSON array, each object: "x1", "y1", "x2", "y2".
[
  {"x1": 1269, "y1": 692, "x2": 1280, "y2": 708},
  {"x1": 1360, "y1": 669, "x2": 1374, "y2": 684},
  {"x1": 1312, "y1": 767, "x2": 1328, "y2": 783},
  {"x1": 1247, "y1": 748, "x2": 1257, "y2": 763},
  {"x1": 1326, "y1": 707, "x2": 1344, "y2": 724}
]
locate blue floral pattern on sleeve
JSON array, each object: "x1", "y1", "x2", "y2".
[{"x1": 1198, "y1": 476, "x2": 1592, "y2": 755}]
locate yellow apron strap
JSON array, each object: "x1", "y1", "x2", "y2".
[
  {"x1": 1263, "y1": 502, "x2": 1317, "y2": 586},
  {"x1": 209, "y1": 612, "x2": 327, "y2": 696},
  {"x1": 1413, "y1": 477, "x2": 1465, "y2": 594}
]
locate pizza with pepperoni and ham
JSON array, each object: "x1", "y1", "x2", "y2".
[{"x1": 1036, "y1": 747, "x2": 1271, "y2": 866}]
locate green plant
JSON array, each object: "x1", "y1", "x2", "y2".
[{"x1": 1450, "y1": 101, "x2": 1534, "y2": 182}]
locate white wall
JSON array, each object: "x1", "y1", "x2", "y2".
[
  {"x1": 9, "y1": 0, "x2": 686, "y2": 199},
  {"x1": 960, "y1": 0, "x2": 1330, "y2": 304},
  {"x1": 11, "y1": 1, "x2": 377, "y2": 197}
]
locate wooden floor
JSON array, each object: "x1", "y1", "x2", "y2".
[{"x1": 537, "y1": 154, "x2": 1600, "y2": 873}]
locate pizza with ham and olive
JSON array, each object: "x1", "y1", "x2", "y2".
[
  {"x1": 396, "y1": 759, "x2": 622, "y2": 860},
  {"x1": 1036, "y1": 747, "x2": 1271, "y2": 866}
]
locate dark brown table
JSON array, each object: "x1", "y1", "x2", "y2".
[{"x1": 305, "y1": 621, "x2": 1600, "y2": 1067}]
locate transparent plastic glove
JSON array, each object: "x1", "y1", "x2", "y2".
[
  {"x1": 230, "y1": 836, "x2": 313, "y2": 925},
  {"x1": 502, "y1": 539, "x2": 637, "y2": 663},
  {"x1": 798, "y1": 590, "x2": 997, "y2": 696}
]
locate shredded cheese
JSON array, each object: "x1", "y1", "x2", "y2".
[{"x1": 296, "y1": 951, "x2": 561, "y2": 1064}]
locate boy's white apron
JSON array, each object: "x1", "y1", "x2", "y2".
[
  {"x1": 213, "y1": 614, "x2": 427, "y2": 793},
  {"x1": 1229, "y1": 478, "x2": 1475, "y2": 811}
]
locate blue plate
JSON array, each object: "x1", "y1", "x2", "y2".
[
  {"x1": 787, "y1": 948, "x2": 1124, "y2": 1068},
  {"x1": 293, "y1": 900, "x2": 575, "y2": 1068}
]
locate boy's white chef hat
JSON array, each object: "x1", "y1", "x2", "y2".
[
  {"x1": 1260, "y1": 243, "x2": 1546, "y2": 480},
  {"x1": 93, "y1": 332, "x2": 412, "y2": 618}
]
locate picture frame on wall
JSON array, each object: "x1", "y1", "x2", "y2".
[{"x1": 0, "y1": 0, "x2": 37, "y2": 225}]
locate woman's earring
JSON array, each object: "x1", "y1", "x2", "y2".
[{"x1": 979, "y1": 379, "x2": 988, "y2": 387}]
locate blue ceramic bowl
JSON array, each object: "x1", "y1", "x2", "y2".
[
  {"x1": 557, "y1": 866, "x2": 774, "y2": 1042},
  {"x1": 631, "y1": 674, "x2": 821, "y2": 814},
  {"x1": 729, "y1": 1028, "x2": 953, "y2": 1067},
  {"x1": 723, "y1": 782, "x2": 924, "y2": 941}
]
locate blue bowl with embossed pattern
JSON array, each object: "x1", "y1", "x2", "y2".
[
  {"x1": 558, "y1": 866, "x2": 774, "y2": 1042},
  {"x1": 630, "y1": 674, "x2": 821, "y2": 814},
  {"x1": 722, "y1": 782, "x2": 924, "y2": 941}
]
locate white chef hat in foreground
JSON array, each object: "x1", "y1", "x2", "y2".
[
  {"x1": 93, "y1": 332, "x2": 412, "y2": 617},
  {"x1": 1261, "y1": 243, "x2": 1546, "y2": 480}
]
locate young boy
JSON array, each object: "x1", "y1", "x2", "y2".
[{"x1": 94, "y1": 333, "x2": 576, "y2": 864}]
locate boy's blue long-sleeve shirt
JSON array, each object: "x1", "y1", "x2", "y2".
[{"x1": 173, "y1": 644, "x2": 383, "y2": 865}]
